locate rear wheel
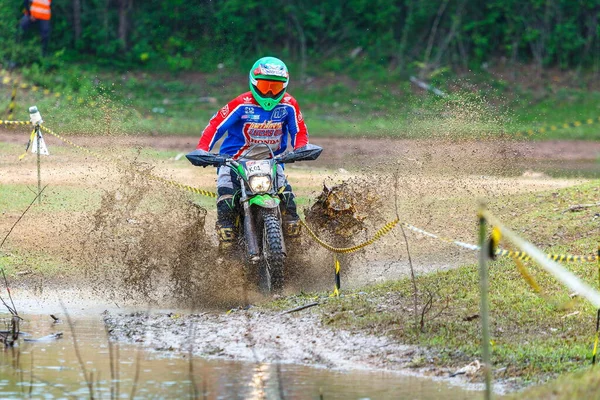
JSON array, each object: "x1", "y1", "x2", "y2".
[{"x1": 258, "y1": 208, "x2": 286, "y2": 294}]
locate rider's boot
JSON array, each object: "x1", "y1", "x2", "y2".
[
  {"x1": 280, "y1": 189, "x2": 302, "y2": 241},
  {"x1": 216, "y1": 194, "x2": 237, "y2": 254}
]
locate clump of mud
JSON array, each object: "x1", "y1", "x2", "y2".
[
  {"x1": 305, "y1": 180, "x2": 383, "y2": 239},
  {"x1": 289, "y1": 176, "x2": 391, "y2": 291}
]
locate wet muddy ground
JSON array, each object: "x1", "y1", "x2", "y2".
[
  {"x1": 1, "y1": 310, "x2": 481, "y2": 399},
  {"x1": 1, "y1": 128, "x2": 598, "y2": 396}
]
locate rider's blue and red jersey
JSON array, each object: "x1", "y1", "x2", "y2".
[{"x1": 196, "y1": 92, "x2": 309, "y2": 159}]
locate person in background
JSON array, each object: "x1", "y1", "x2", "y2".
[
  {"x1": 19, "y1": 0, "x2": 52, "y2": 57},
  {"x1": 195, "y1": 56, "x2": 309, "y2": 251}
]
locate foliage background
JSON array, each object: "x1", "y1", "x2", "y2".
[{"x1": 1, "y1": 0, "x2": 599, "y2": 73}]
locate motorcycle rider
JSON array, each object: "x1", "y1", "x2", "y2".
[{"x1": 195, "y1": 56, "x2": 309, "y2": 251}]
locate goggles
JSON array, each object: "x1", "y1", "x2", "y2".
[{"x1": 254, "y1": 79, "x2": 286, "y2": 97}]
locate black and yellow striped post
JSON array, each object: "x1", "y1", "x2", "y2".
[
  {"x1": 592, "y1": 309, "x2": 600, "y2": 365},
  {"x1": 597, "y1": 245, "x2": 600, "y2": 293},
  {"x1": 332, "y1": 255, "x2": 341, "y2": 297},
  {"x1": 594, "y1": 245, "x2": 600, "y2": 365},
  {"x1": 299, "y1": 218, "x2": 400, "y2": 297}
]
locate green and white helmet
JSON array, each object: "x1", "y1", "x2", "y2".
[{"x1": 249, "y1": 56, "x2": 289, "y2": 111}]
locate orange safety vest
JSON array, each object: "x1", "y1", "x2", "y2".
[{"x1": 29, "y1": 0, "x2": 51, "y2": 20}]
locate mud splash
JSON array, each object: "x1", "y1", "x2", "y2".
[
  {"x1": 72, "y1": 160, "x2": 248, "y2": 307},
  {"x1": 68, "y1": 162, "x2": 397, "y2": 306}
]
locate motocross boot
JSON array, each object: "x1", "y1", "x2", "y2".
[
  {"x1": 216, "y1": 193, "x2": 238, "y2": 254},
  {"x1": 280, "y1": 188, "x2": 302, "y2": 239}
]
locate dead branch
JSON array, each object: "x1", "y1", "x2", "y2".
[
  {"x1": 279, "y1": 302, "x2": 320, "y2": 315},
  {"x1": 400, "y1": 225, "x2": 419, "y2": 333},
  {"x1": 419, "y1": 291, "x2": 451, "y2": 332},
  {"x1": 420, "y1": 291, "x2": 434, "y2": 332},
  {"x1": 187, "y1": 311, "x2": 199, "y2": 400},
  {"x1": 61, "y1": 301, "x2": 94, "y2": 399},
  {"x1": 563, "y1": 202, "x2": 600, "y2": 213},
  {"x1": 0, "y1": 185, "x2": 48, "y2": 250},
  {"x1": 430, "y1": 295, "x2": 451, "y2": 321},
  {"x1": 1, "y1": 269, "x2": 18, "y2": 316}
]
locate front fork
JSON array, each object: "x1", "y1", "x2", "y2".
[
  {"x1": 239, "y1": 180, "x2": 284, "y2": 263},
  {"x1": 240, "y1": 182, "x2": 261, "y2": 263}
]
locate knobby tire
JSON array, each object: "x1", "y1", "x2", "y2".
[{"x1": 258, "y1": 208, "x2": 285, "y2": 294}]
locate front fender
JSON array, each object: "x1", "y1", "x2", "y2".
[{"x1": 248, "y1": 194, "x2": 280, "y2": 209}]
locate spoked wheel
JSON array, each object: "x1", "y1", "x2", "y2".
[{"x1": 257, "y1": 208, "x2": 286, "y2": 294}]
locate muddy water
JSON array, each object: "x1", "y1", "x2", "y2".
[{"x1": 0, "y1": 313, "x2": 481, "y2": 399}]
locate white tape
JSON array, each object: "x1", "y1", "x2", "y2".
[
  {"x1": 484, "y1": 212, "x2": 600, "y2": 308},
  {"x1": 403, "y1": 223, "x2": 480, "y2": 252}
]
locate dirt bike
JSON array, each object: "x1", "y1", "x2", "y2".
[{"x1": 186, "y1": 143, "x2": 323, "y2": 293}]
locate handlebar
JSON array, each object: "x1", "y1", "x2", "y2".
[{"x1": 186, "y1": 144, "x2": 322, "y2": 168}]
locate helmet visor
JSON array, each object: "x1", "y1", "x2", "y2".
[{"x1": 254, "y1": 79, "x2": 286, "y2": 98}]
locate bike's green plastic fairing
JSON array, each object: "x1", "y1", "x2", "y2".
[
  {"x1": 249, "y1": 57, "x2": 289, "y2": 111},
  {"x1": 235, "y1": 164, "x2": 247, "y2": 180},
  {"x1": 249, "y1": 195, "x2": 280, "y2": 209}
]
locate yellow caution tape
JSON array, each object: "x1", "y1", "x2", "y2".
[
  {"x1": 0, "y1": 119, "x2": 31, "y2": 126},
  {"x1": 482, "y1": 210, "x2": 600, "y2": 308},
  {"x1": 300, "y1": 218, "x2": 400, "y2": 254},
  {"x1": 514, "y1": 257, "x2": 543, "y2": 295},
  {"x1": 495, "y1": 249, "x2": 598, "y2": 262},
  {"x1": 402, "y1": 222, "x2": 480, "y2": 251},
  {"x1": 37, "y1": 125, "x2": 218, "y2": 198},
  {"x1": 517, "y1": 116, "x2": 600, "y2": 137},
  {"x1": 147, "y1": 174, "x2": 217, "y2": 198},
  {"x1": 513, "y1": 254, "x2": 576, "y2": 309},
  {"x1": 403, "y1": 220, "x2": 597, "y2": 263},
  {"x1": 1, "y1": 72, "x2": 99, "y2": 108}
]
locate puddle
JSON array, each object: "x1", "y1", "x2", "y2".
[{"x1": 0, "y1": 313, "x2": 485, "y2": 399}]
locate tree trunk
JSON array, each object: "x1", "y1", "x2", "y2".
[
  {"x1": 118, "y1": 0, "x2": 132, "y2": 52},
  {"x1": 397, "y1": 0, "x2": 415, "y2": 72},
  {"x1": 421, "y1": 0, "x2": 450, "y2": 79},
  {"x1": 579, "y1": 6, "x2": 599, "y2": 77},
  {"x1": 72, "y1": 0, "x2": 81, "y2": 46},
  {"x1": 103, "y1": 0, "x2": 109, "y2": 45},
  {"x1": 432, "y1": 0, "x2": 467, "y2": 69}
]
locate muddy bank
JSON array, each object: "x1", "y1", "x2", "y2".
[{"x1": 103, "y1": 307, "x2": 505, "y2": 394}]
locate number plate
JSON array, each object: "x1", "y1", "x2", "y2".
[{"x1": 246, "y1": 160, "x2": 272, "y2": 175}]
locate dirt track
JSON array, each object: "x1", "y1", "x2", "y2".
[
  {"x1": 1, "y1": 130, "x2": 596, "y2": 290},
  {"x1": 2, "y1": 131, "x2": 597, "y2": 394},
  {"x1": 3, "y1": 130, "x2": 600, "y2": 163}
]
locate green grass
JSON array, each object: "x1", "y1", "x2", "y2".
[
  {"x1": 0, "y1": 249, "x2": 66, "y2": 278},
  {"x1": 509, "y1": 89, "x2": 600, "y2": 140},
  {"x1": 0, "y1": 183, "x2": 100, "y2": 213},
  {"x1": 512, "y1": 367, "x2": 600, "y2": 399},
  {"x1": 262, "y1": 179, "x2": 600, "y2": 389},
  {"x1": 3, "y1": 63, "x2": 600, "y2": 140}
]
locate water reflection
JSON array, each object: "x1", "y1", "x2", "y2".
[
  {"x1": 0, "y1": 314, "x2": 481, "y2": 399},
  {"x1": 248, "y1": 363, "x2": 269, "y2": 399}
]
